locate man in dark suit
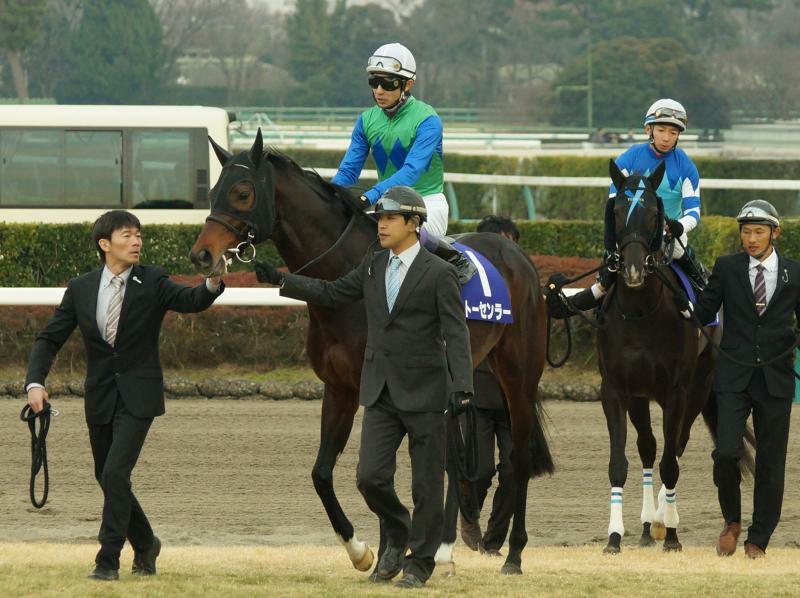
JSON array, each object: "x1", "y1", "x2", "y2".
[
  {"x1": 255, "y1": 185, "x2": 473, "y2": 589},
  {"x1": 674, "y1": 199, "x2": 799, "y2": 559},
  {"x1": 26, "y1": 210, "x2": 224, "y2": 580},
  {"x1": 456, "y1": 216, "x2": 517, "y2": 556}
]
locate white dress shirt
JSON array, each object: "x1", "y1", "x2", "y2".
[
  {"x1": 748, "y1": 249, "x2": 779, "y2": 306},
  {"x1": 97, "y1": 265, "x2": 133, "y2": 341},
  {"x1": 385, "y1": 241, "x2": 421, "y2": 297}
]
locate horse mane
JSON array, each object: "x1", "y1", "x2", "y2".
[{"x1": 263, "y1": 146, "x2": 372, "y2": 222}]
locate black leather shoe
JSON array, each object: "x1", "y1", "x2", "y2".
[
  {"x1": 368, "y1": 570, "x2": 390, "y2": 584},
  {"x1": 132, "y1": 535, "x2": 161, "y2": 575},
  {"x1": 88, "y1": 566, "x2": 119, "y2": 581},
  {"x1": 375, "y1": 545, "x2": 406, "y2": 581},
  {"x1": 395, "y1": 573, "x2": 425, "y2": 589}
]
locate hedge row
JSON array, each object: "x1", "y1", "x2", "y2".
[
  {"x1": 290, "y1": 148, "x2": 800, "y2": 221},
  {"x1": 3, "y1": 217, "x2": 798, "y2": 285}
]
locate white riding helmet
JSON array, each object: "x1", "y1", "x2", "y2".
[
  {"x1": 736, "y1": 199, "x2": 780, "y2": 228},
  {"x1": 366, "y1": 43, "x2": 417, "y2": 80},
  {"x1": 644, "y1": 98, "x2": 688, "y2": 132}
]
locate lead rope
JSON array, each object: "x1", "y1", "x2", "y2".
[{"x1": 20, "y1": 402, "x2": 56, "y2": 508}]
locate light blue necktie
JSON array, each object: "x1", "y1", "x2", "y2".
[{"x1": 386, "y1": 256, "x2": 402, "y2": 312}]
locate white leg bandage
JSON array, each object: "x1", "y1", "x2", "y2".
[
  {"x1": 662, "y1": 487, "x2": 679, "y2": 529},
  {"x1": 640, "y1": 469, "x2": 656, "y2": 524},
  {"x1": 608, "y1": 486, "x2": 625, "y2": 537},
  {"x1": 435, "y1": 542, "x2": 455, "y2": 564}
]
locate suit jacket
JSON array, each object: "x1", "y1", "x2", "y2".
[
  {"x1": 280, "y1": 247, "x2": 473, "y2": 412},
  {"x1": 26, "y1": 264, "x2": 223, "y2": 424},
  {"x1": 693, "y1": 251, "x2": 800, "y2": 398}
]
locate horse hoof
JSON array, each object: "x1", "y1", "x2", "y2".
[
  {"x1": 353, "y1": 546, "x2": 374, "y2": 572},
  {"x1": 651, "y1": 522, "x2": 667, "y2": 541},
  {"x1": 603, "y1": 543, "x2": 621, "y2": 555},
  {"x1": 500, "y1": 562, "x2": 522, "y2": 575},
  {"x1": 638, "y1": 534, "x2": 656, "y2": 548},
  {"x1": 663, "y1": 540, "x2": 683, "y2": 553},
  {"x1": 437, "y1": 562, "x2": 456, "y2": 577}
]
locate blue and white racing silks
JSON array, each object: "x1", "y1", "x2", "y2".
[{"x1": 609, "y1": 143, "x2": 701, "y2": 234}]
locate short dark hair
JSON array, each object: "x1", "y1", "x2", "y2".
[
  {"x1": 91, "y1": 210, "x2": 141, "y2": 262},
  {"x1": 477, "y1": 215, "x2": 520, "y2": 242}
]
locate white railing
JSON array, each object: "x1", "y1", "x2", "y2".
[
  {"x1": 1, "y1": 171, "x2": 798, "y2": 225},
  {"x1": 0, "y1": 286, "x2": 580, "y2": 306}
]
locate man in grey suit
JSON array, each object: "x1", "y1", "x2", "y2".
[
  {"x1": 256, "y1": 186, "x2": 473, "y2": 589},
  {"x1": 26, "y1": 210, "x2": 224, "y2": 580}
]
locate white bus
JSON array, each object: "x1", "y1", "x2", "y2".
[{"x1": 0, "y1": 105, "x2": 230, "y2": 212}]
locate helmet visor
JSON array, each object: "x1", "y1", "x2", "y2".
[
  {"x1": 648, "y1": 106, "x2": 688, "y2": 126},
  {"x1": 367, "y1": 54, "x2": 405, "y2": 74},
  {"x1": 367, "y1": 196, "x2": 427, "y2": 216}
]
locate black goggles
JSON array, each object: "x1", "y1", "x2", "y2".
[
  {"x1": 367, "y1": 197, "x2": 426, "y2": 216},
  {"x1": 368, "y1": 76, "x2": 403, "y2": 91},
  {"x1": 651, "y1": 106, "x2": 687, "y2": 123}
]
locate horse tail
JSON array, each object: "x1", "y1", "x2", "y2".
[
  {"x1": 528, "y1": 401, "x2": 555, "y2": 478},
  {"x1": 701, "y1": 390, "x2": 756, "y2": 479}
]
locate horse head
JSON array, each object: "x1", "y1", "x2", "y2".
[
  {"x1": 190, "y1": 129, "x2": 276, "y2": 276},
  {"x1": 608, "y1": 159, "x2": 666, "y2": 289}
]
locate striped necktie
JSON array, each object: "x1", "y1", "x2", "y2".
[
  {"x1": 754, "y1": 264, "x2": 766, "y2": 316},
  {"x1": 105, "y1": 276, "x2": 125, "y2": 345},
  {"x1": 386, "y1": 256, "x2": 402, "y2": 312}
]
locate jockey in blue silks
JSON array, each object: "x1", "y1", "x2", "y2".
[{"x1": 547, "y1": 98, "x2": 706, "y2": 314}]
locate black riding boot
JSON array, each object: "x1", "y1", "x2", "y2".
[
  {"x1": 675, "y1": 252, "x2": 707, "y2": 292},
  {"x1": 430, "y1": 238, "x2": 477, "y2": 284}
]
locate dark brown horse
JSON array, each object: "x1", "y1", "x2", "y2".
[
  {"x1": 189, "y1": 131, "x2": 553, "y2": 575},
  {"x1": 599, "y1": 160, "x2": 753, "y2": 554}
]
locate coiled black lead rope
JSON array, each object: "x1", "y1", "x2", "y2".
[{"x1": 20, "y1": 402, "x2": 54, "y2": 508}]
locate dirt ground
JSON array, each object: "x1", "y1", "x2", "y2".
[{"x1": 2, "y1": 399, "x2": 799, "y2": 553}]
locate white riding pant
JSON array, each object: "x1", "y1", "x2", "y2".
[{"x1": 421, "y1": 192, "x2": 449, "y2": 238}]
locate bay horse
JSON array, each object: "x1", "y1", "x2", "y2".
[
  {"x1": 598, "y1": 159, "x2": 753, "y2": 554},
  {"x1": 189, "y1": 131, "x2": 553, "y2": 575}
]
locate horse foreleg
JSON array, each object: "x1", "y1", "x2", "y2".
[
  {"x1": 311, "y1": 386, "x2": 373, "y2": 571},
  {"x1": 658, "y1": 394, "x2": 687, "y2": 552},
  {"x1": 628, "y1": 401, "x2": 657, "y2": 547},
  {"x1": 435, "y1": 459, "x2": 460, "y2": 577},
  {"x1": 601, "y1": 381, "x2": 628, "y2": 554}
]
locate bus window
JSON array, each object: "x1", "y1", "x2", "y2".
[
  {"x1": 65, "y1": 131, "x2": 122, "y2": 206},
  {"x1": 131, "y1": 130, "x2": 193, "y2": 208},
  {"x1": 0, "y1": 129, "x2": 63, "y2": 206}
]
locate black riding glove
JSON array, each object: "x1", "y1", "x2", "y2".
[
  {"x1": 597, "y1": 265, "x2": 615, "y2": 291},
  {"x1": 673, "y1": 289, "x2": 691, "y2": 313},
  {"x1": 254, "y1": 261, "x2": 284, "y2": 286},
  {"x1": 666, "y1": 218, "x2": 684, "y2": 238},
  {"x1": 449, "y1": 391, "x2": 473, "y2": 416},
  {"x1": 358, "y1": 195, "x2": 371, "y2": 210},
  {"x1": 544, "y1": 273, "x2": 574, "y2": 320}
]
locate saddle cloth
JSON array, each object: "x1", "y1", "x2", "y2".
[{"x1": 454, "y1": 242, "x2": 514, "y2": 324}]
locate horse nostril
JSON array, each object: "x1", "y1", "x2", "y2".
[{"x1": 189, "y1": 248, "x2": 213, "y2": 270}]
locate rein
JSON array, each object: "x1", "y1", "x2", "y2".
[
  {"x1": 20, "y1": 402, "x2": 57, "y2": 508},
  {"x1": 294, "y1": 213, "x2": 358, "y2": 275}
]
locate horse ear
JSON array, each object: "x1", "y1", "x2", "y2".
[
  {"x1": 609, "y1": 159, "x2": 626, "y2": 191},
  {"x1": 250, "y1": 128, "x2": 264, "y2": 168},
  {"x1": 648, "y1": 161, "x2": 666, "y2": 191},
  {"x1": 208, "y1": 136, "x2": 232, "y2": 165}
]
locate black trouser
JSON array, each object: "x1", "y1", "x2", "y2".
[
  {"x1": 356, "y1": 387, "x2": 446, "y2": 582},
  {"x1": 473, "y1": 407, "x2": 515, "y2": 551},
  {"x1": 88, "y1": 396, "x2": 154, "y2": 570},
  {"x1": 713, "y1": 369, "x2": 792, "y2": 550}
]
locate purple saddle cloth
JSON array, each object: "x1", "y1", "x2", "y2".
[
  {"x1": 669, "y1": 262, "x2": 719, "y2": 326},
  {"x1": 454, "y1": 242, "x2": 513, "y2": 324}
]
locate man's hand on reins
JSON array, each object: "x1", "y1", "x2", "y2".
[
  {"x1": 254, "y1": 261, "x2": 285, "y2": 286},
  {"x1": 597, "y1": 265, "x2": 615, "y2": 292},
  {"x1": 672, "y1": 289, "x2": 693, "y2": 318},
  {"x1": 449, "y1": 391, "x2": 473, "y2": 416},
  {"x1": 27, "y1": 386, "x2": 49, "y2": 414},
  {"x1": 545, "y1": 273, "x2": 574, "y2": 320},
  {"x1": 358, "y1": 195, "x2": 371, "y2": 210}
]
